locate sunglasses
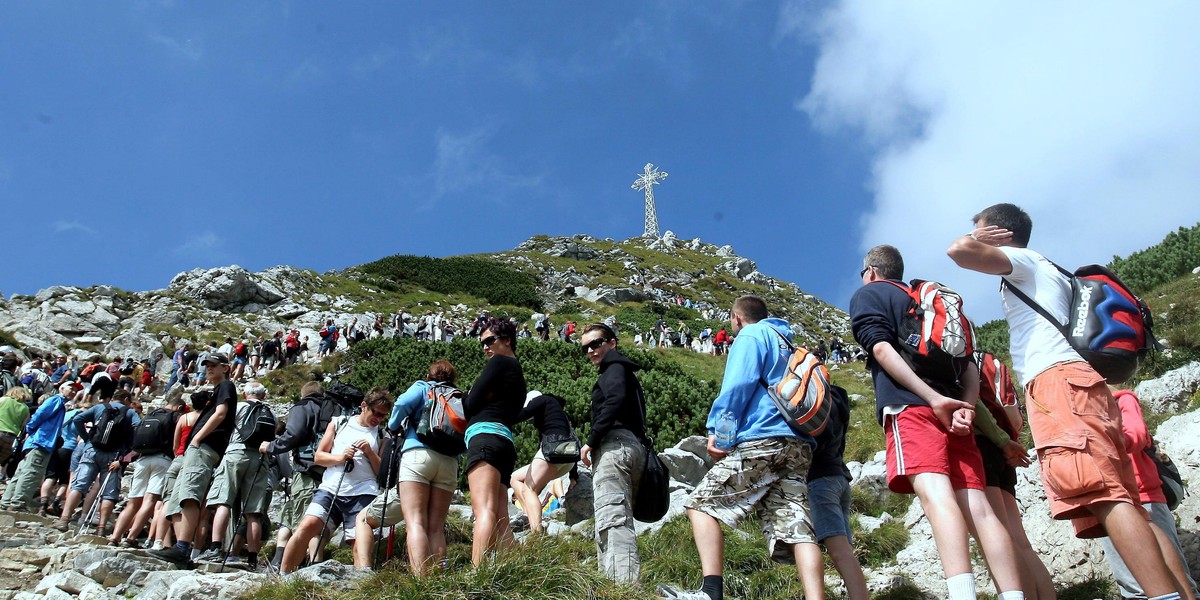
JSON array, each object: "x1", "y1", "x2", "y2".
[
  {"x1": 480, "y1": 335, "x2": 499, "y2": 348},
  {"x1": 370, "y1": 408, "x2": 390, "y2": 421},
  {"x1": 859, "y1": 266, "x2": 873, "y2": 278},
  {"x1": 582, "y1": 338, "x2": 610, "y2": 354}
]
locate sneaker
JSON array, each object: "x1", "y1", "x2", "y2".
[
  {"x1": 223, "y1": 553, "x2": 247, "y2": 568},
  {"x1": 657, "y1": 586, "x2": 714, "y2": 600},
  {"x1": 148, "y1": 545, "x2": 192, "y2": 565},
  {"x1": 195, "y1": 547, "x2": 226, "y2": 564}
]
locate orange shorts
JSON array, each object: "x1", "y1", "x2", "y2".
[{"x1": 1027, "y1": 362, "x2": 1144, "y2": 538}]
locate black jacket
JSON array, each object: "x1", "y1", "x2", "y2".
[
  {"x1": 588, "y1": 350, "x2": 646, "y2": 448},
  {"x1": 266, "y1": 393, "x2": 355, "y2": 474},
  {"x1": 807, "y1": 385, "x2": 852, "y2": 482}
]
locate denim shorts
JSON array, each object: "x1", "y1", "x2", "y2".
[{"x1": 808, "y1": 475, "x2": 853, "y2": 543}]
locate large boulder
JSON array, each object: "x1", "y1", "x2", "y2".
[
  {"x1": 1154, "y1": 409, "x2": 1200, "y2": 580},
  {"x1": 718, "y1": 258, "x2": 757, "y2": 280},
  {"x1": 1135, "y1": 361, "x2": 1200, "y2": 414},
  {"x1": 546, "y1": 240, "x2": 599, "y2": 261},
  {"x1": 167, "y1": 266, "x2": 286, "y2": 312},
  {"x1": 103, "y1": 330, "x2": 164, "y2": 362},
  {"x1": 584, "y1": 287, "x2": 649, "y2": 306}
]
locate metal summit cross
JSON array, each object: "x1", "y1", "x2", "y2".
[{"x1": 632, "y1": 162, "x2": 667, "y2": 238}]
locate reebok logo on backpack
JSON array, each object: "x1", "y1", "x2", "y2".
[
  {"x1": 765, "y1": 330, "x2": 832, "y2": 437},
  {"x1": 132, "y1": 408, "x2": 179, "y2": 456},
  {"x1": 881, "y1": 279, "x2": 976, "y2": 388},
  {"x1": 237, "y1": 402, "x2": 278, "y2": 446},
  {"x1": 1004, "y1": 262, "x2": 1159, "y2": 384},
  {"x1": 91, "y1": 403, "x2": 133, "y2": 451},
  {"x1": 417, "y1": 382, "x2": 467, "y2": 456}
]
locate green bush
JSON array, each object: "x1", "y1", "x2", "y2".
[
  {"x1": 357, "y1": 254, "x2": 542, "y2": 310},
  {"x1": 1108, "y1": 223, "x2": 1200, "y2": 295}
]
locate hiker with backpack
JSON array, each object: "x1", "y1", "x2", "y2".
[
  {"x1": 850, "y1": 245, "x2": 1024, "y2": 600},
  {"x1": 580, "y1": 322, "x2": 650, "y2": 584},
  {"x1": 108, "y1": 396, "x2": 187, "y2": 547},
  {"x1": 511, "y1": 391, "x2": 579, "y2": 536},
  {"x1": 53, "y1": 388, "x2": 141, "y2": 533},
  {"x1": 150, "y1": 352, "x2": 239, "y2": 565},
  {"x1": 948, "y1": 203, "x2": 1184, "y2": 600},
  {"x1": 231, "y1": 341, "x2": 250, "y2": 381},
  {"x1": 0, "y1": 382, "x2": 69, "y2": 512},
  {"x1": 279, "y1": 387, "x2": 393, "y2": 575},
  {"x1": 260, "y1": 380, "x2": 354, "y2": 570},
  {"x1": 353, "y1": 360, "x2": 464, "y2": 574},
  {"x1": 148, "y1": 396, "x2": 202, "y2": 551},
  {"x1": 656, "y1": 298, "x2": 823, "y2": 600},
  {"x1": 194, "y1": 380, "x2": 276, "y2": 568},
  {"x1": 1100, "y1": 387, "x2": 1197, "y2": 600},
  {"x1": 464, "y1": 317, "x2": 527, "y2": 567}
]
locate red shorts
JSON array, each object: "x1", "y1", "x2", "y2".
[{"x1": 884, "y1": 405, "x2": 985, "y2": 494}]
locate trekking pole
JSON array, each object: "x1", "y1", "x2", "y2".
[
  {"x1": 79, "y1": 468, "x2": 117, "y2": 536},
  {"x1": 308, "y1": 458, "x2": 350, "y2": 566},
  {"x1": 373, "y1": 431, "x2": 399, "y2": 568},
  {"x1": 220, "y1": 454, "x2": 268, "y2": 574}
]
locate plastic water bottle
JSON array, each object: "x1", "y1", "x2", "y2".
[{"x1": 714, "y1": 410, "x2": 737, "y2": 450}]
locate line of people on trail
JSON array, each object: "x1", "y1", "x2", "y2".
[{"x1": 2, "y1": 203, "x2": 1193, "y2": 600}]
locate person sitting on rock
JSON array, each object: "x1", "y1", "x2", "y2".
[{"x1": 279, "y1": 388, "x2": 392, "y2": 574}]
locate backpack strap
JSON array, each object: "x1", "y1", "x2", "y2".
[{"x1": 1000, "y1": 273, "x2": 1071, "y2": 338}]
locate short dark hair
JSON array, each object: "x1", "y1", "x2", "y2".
[
  {"x1": 732, "y1": 296, "x2": 768, "y2": 323},
  {"x1": 583, "y1": 323, "x2": 617, "y2": 341},
  {"x1": 365, "y1": 387, "x2": 394, "y2": 411},
  {"x1": 427, "y1": 359, "x2": 457, "y2": 385},
  {"x1": 300, "y1": 381, "x2": 324, "y2": 398},
  {"x1": 113, "y1": 389, "x2": 133, "y2": 404},
  {"x1": 482, "y1": 317, "x2": 518, "y2": 351},
  {"x1": 972, "y1": 203, "x2": 1032, "y2": 247},
  {"x1": 864, "y1": 245, "x2": 904, "y2": 280}
]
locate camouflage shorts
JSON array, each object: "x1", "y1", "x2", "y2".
[{"x1": 685, "y1": 437, "x2": 815, "y2": 562}]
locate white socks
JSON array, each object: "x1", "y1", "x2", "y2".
[
  {"x1": 1148, "y1": 594, "x2": 1181, "y2": 600},
  {"x1": 998, "y1": 591, "x2": 1026, "y2": 600},
  {"x1": 946, "y1": 573, "x2": 977, "y2": 600}
]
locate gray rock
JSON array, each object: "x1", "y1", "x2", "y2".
[
  {"x1": 289, "y1": 559, "x2": 367, "y2": 586},
  {"x1": 34, "y1": 286, "x2": 81, "y2": 304},
  {"x1": 168, "y1": 266, "x2": 286, "y2": 311},
  {"x1": 583, "y1": 287, "x2": 649, "y2": 306},
  {"x1": 162, "y1": 571, "x2": 269, "y2": 599},
  {"x1": 1135, "y1": 361, "x2": 1200, "y2": 414},
  {"x1": 78, "y1": 581, "x2": 118, "y2": 600},
  {"x1": 272, "y1": 302, "x2": 310, "y2": 319},
  {"x1": 850, "y1": 451, "x2": 889, "y2": 507},
  {"x1": 718, "y1": 258, "x2": 757, "y2": 279},
  {"x1": 564, "y1": 471, "x2": 594, "y2": 526},
  {"x1": 35, "y1": 570, "x2": 95, "y2": 595},
  {"x1": 81, "y1": 555, "x2": 172, "y2": 587},
  {"x1": 103, "y1": 329, "x2": 164, "y2": 362},
  {"x1": 673, "y1": 435, "x2": 711, "y2": 461},
  {"x1": 546, "y1": 240, "x2": 599, "y2": 261},
  {"x1": 659, "y1": 448, "x2": 709, "y2": 488}
]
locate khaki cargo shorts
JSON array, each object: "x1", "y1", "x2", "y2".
[
  {"x1": 205, "y1": 448, "x2": 270, "y2": 514},
  {"x1": 164, "y1": 444, "x2": 220, "y2": 517},
  {"x1": 686, "y1": 436, "x2": 815, "y2": 562}
]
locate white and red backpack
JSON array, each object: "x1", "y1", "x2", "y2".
[{"x1": 880, "y1": 279, "x2": 977, "y2": 390}]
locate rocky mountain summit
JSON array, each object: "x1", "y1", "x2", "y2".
[{"x1": 0, "y1": 232, "x2": 848, "y2": 360}]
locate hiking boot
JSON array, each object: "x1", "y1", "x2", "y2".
[
  {"x1": 195, "y1": 547, "x2": 226, "y2": 564},
  {"x1": 52, "y1": 520, "x2": 69, "y2": 532},
  {"x1": 657, "y1": 585, "x2": 714, "y2": 600},
  {"x1": 149, "y1": 545, "x2": 192, "y2": 565}
]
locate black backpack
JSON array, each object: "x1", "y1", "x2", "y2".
[
  {"x1": 375, "y1": 430, "x2": 404, "y2": 489},
  {"x1": 296, "y1": 395, "x2": 352, "y2": 464},
  {"x1": 132, "y1": 408, "x2": 179, "y2": 456},
  {"x1": 91, "y1": 402, "x2": 133, "y2": 451},
  {"x1": 237, "y1": 401, "x2": 278, "y2": 446}
]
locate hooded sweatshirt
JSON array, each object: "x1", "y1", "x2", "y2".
[
  {"x1": 24, "y1": 393, "x2": 66, "y2": 452},
  {"x1": 588, "y1": 349, "x2": 646, "y2": 448},
  {"x1": 707, "y1": 317, "x2": 813, "y2": 446}
]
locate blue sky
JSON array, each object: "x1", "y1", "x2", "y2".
[{"x1": 3, "y1": 2, "x2": 1198, "y2": 322}]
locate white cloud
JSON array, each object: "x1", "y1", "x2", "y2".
[
  {"x1": 797, "y1": 1, "x2": 1200, "y2": 320},
  {"x1": 429, "y1": 126, "x2": 544, "y2": 204},
  {"x1": 147, "y1": 31, "x2": 203, "y2": 61},
  {"x1": 173, "y1": 231, "x2": 228, "y2": 264},
  {"x1": 53, "y1": 221, "x2": 97, "y2": 236}
]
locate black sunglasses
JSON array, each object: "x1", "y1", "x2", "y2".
[
  {"x1": 582, "y1": 338, "x2": 610, "y2": 353},
  {"x1": 481, "y1": 335, "x2": 499, "y2": 348},
  {"x1": 859, "y1": 266, "x2": 874, "y2": 278}
]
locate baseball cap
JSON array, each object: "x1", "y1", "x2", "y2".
[{"x1": 202, "y1": 353, "x2": 229, "y2": 366}]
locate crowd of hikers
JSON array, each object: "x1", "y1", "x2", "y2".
[{"x1": 0, "y1": 202, "x2": 1194, "y2": 600}]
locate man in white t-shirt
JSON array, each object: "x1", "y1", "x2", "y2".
[{"x1": 948, "y1": 203, "x2": 1181, "y2": 600}]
